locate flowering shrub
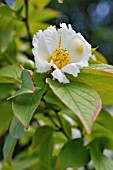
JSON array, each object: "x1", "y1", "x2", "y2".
[{"x1": 1, "y1": 1, "x2": 113, "y2": 170}]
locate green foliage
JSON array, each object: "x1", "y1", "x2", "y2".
[
  {"x1": 1, "y1": 1, "x2": 113, "y2": 170},
  {"x1": 3, "y1": 134, "x2": 17, "y2": 163},
  {"x1": 90, "y1": 140, "x2": 113, "y2": 170},
  {"x1": 46, "y1": 78, "x2": 101, "y2": 134},
  {"x1": 9, "y1": 116, "x2": 25, "y2": 138},
  {"x1": 56, "y1": 138, "x2": 90, "y2": 169}
]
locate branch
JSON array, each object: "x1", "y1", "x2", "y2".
[
  {"x1": 44, "y1": 112, "x2": 70, "y2": 140},
  {"x1": 24, "y1": 0, "x2": 32, "y2": 48},
  {"x1": 55, "y1": 112, "x2": 70, "y2": 140}
]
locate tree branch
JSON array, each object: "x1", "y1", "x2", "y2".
[{"x1": 24, "y1": 0, "x2": 32, "y2": 48}]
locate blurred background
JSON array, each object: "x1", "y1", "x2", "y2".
[{"x1": 48, "y1": 0, "x2": 113, "y2": 64}]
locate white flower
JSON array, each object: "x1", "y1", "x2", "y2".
[{"x1": 32, "y1": 23, "x2": 91, "y2": 83}]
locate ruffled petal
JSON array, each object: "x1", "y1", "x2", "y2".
[
  {"x1": 68, "y1": 33, "x2": 91, "y2": 67},
  {"x1": 43, "y1": 26, "x2": 59, "y2": 55},
  {"x1": 52, "y1": 68, "x2": 69, "y2": 83},
  {"x1": 32, "y1": 30, "x2": 42, "y2": 47},
  {"x1": 61, "y1": 63, "x2": 80, "y2": 77},
  {"x1": 33, "y1": 48, "x2": 50, "y2": 73},
  {"x1": 32, "y1": 31, "x2": 50, "y2": 61},
  {"x1": 58, "y1": 23, "x2": 76, "y2": 49}
]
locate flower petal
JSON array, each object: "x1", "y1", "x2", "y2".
[
  {"x1": 68, "y1": 33, "x2": 91, "y2": 68},
  {"x1": 33, "y1": 48, "x2": 50, "y2": 73},
  {"x1": 43, "y1": 26, "x2": 59, "y2": 55},
  {"x1": 52, "y1": 68, "x2": 69, "y2": 83},
  {"x1": 32, "y1": 31, "x2": 50, "y2": 61},
  {"x1": 61, "y1": 63, "x2": 80, "y2": 77},
  {"x1": 58, "y1": 23, "x2": 76, "y2": 49}
]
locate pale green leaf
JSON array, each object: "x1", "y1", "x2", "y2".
[
  {"x1": 75, "y1": 64, "x2": 113, "y2": 105},
  {"x1": 46, "y1": 78, "x2": 101, "y2": 134}
]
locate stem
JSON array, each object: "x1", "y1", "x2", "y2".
[
  {"x1": 44, "y1": 113, "x2": 59, "y2": 129},
  {"x1": 55, "y1": 112, "x2": 70, "y2": 140},
  {"x1": 44, "y1": 113, "x2": 70, "y2": 140},
  {"x1": 24, "y1": 0, "x2": 32, "y2": 47}
]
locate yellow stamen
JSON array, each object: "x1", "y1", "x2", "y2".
[{"x1": 51, "y1": 48, "x2": 70, "y2": 69}]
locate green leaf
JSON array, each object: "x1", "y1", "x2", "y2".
[
  {"x1": 10, "y1": 116, "x2": 25, "y2": 138},
  {"x1": 75, "y1": 64, "x2": 113, "y2": 105},
  {"x1": 3, "y1": 134, "x2": 17, "y2": 164},
  {"x1": 33, "y1": 72, "x2": 45, "y2": 88},
  {"x1": 93, "y1": 51, "x2": 108, "y2": 64},
  {"x1": 0, "y1": 84, "x2": 14, "y2": 100},
  {"x1": 90, "y1": 110, "x2": 113, "y2": 140},
  {"x1": 32, "y1": 126, "x2": 54, "y2": 169},
  {"x1": 0, "y1": 16, "x2": 16, "y2": 52},
  {"x1": 56, "y1": 138, "x2": 90, "y2": 169},
  {"x1": 31, "y1": 0, "x2": 51, "y2": 9},
  {"x1": 12, "y1": 87, "x2": 46, "y2": 129},
  {"x1": 0, "y1": 102, "x2": 13, "y2": 135},
  {"x1": 46, "y1": 78, "x2": 101, "y2": 134},
  {"x1": 8, "y1": 69, "x2": 34, "y2": 99},
  {"x1": 44, "y1": 89, "x2": 64, "y2": 108},
  {"x1": 0, "y1": 65, "x2": 22, "y2": 84},
  {"x1": 90, "y1": 140, "x2": 113, "y2": 170},
  {"x1": 12, "y1": 156, "x2": 39, "y2": 170}
]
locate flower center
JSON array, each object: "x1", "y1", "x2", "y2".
[{"x1": 51, "y1": 48, "x2": 70, "y2": 69}]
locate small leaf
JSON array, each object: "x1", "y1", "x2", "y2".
[
  {"x1": 12, "y1": 87, "x2": 46, "y2": 129},
  {"x1": 3, "y1": 134, "x2": 17, "y2": 163},
  {"x1": 90, "y1": 140, "x2": 113, "y2": 170},
  {"x1": 8, "y1": 69, "x2": 34, "y2": 99},
  {"x1": 0, "y1": 65, "x2": 22, "y2": 84},
  {"x1": 31, "y1": 0, "x2": 51, "y2": 9},
  {"x1": 93, "y1": 51, "x2": 108, "y2": 64},
  {"x1": 56, "y1": 138, "x2": 90, "y2": 169},
  {"x1": 46, "y1": 78, "x2": 101, "y2": 134},
  {"x1": 10, "y1": 116, "x2": 25, "y2": 138},
  {"x1": 33, "y1": 126, "x2": 54, "y2": 169}
]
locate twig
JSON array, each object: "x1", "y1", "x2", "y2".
[
  {"x1": 55, "y1": 112, "x2": 70, "y2": 140},
  {"x1": 44, "y1": 112, "x2": 70, "y2": 140},
  {"x1": 24, "y1": 0, "x2": 32, "y2": 47}
]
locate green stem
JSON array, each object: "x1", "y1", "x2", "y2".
[
  {"x1": 55, "y1": 112, "x2": 70, "y2": 140},
  {"x1": 24, "y1": 0, "x2": 32, "y2": 48}
]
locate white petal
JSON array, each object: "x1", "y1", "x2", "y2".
[
  {"x1": 68, "y1": 33, "x2": 91, "y2": 68},
  {"x1": 52, "y1": 68, "x2": 69, "y2": 83},
  {"x1": 32, "y1": 30, "x2": 42, "y2": 47},
  {"x1": 61, "y1": 63, "x2": 80, "y2": 77},
  {"x1": 58, "y1": 23, "x2": 76, "y2": 49},
  {"x1": 33, "y1": 48, "x2": 50, "y2": 73},
  {"x1": 43, "y1": 26, "x2": 59, "y2": 55},
  {"x1": 35, "y1": 57, "x2": 50, "y2": 73},
  {"x1": 32, "y1": 31, "x2": 50, "y2": 61}
]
